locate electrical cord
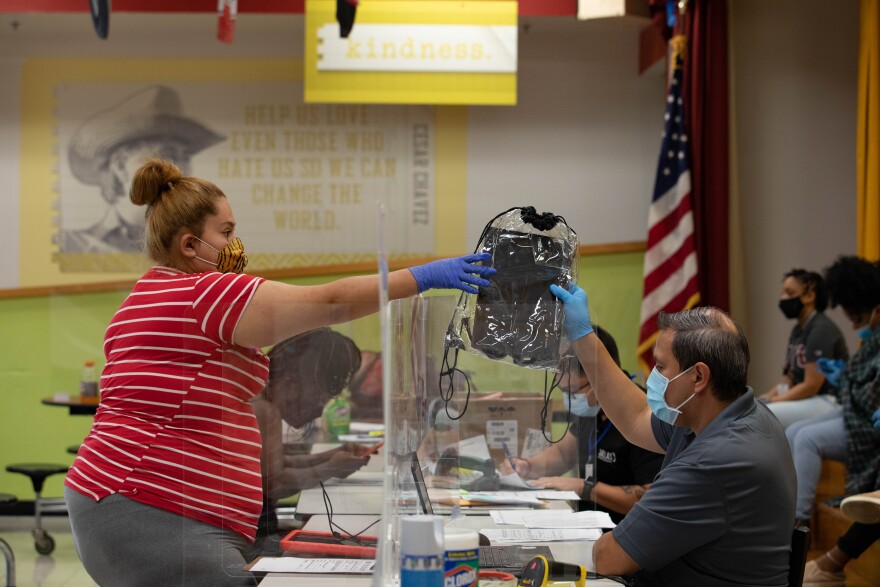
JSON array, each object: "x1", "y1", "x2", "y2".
[{"x1": 318, "y1": 481, "x2": 380, "y2": 546}]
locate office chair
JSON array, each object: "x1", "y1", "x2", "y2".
[{"x1": 788, "y1": 525, "x2": 810, "y2": 587}]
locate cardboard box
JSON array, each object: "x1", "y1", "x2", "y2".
[{"x1": 453, "y1": 392, "x2": 547, "y2": 461}]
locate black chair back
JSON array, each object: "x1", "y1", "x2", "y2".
[{"x1": 788, "y1": 525, "x2": 810, "y2": 587}]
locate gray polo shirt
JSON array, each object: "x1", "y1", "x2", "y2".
[{"x1": 613, "y1": 389, "x2": 796, "y2": 587}]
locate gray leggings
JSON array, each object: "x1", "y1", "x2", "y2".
[{"x1": 65, "y1": 487, "x2": 257, "y2": 587}]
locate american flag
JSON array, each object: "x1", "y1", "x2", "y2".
[{"x1": 637, "y1": 36, "x2": 701, "y2": 374}]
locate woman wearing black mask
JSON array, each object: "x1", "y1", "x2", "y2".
[{"x1": 761, "y1": 269, "x2": 848, "y2": 428}]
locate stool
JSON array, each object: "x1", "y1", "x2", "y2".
[
  {"x1": 0, "y1": 492, "x2": 16, "y2": 587},
  {"x1": 5, "y1": 464, "x2": 69, "y2": 555}
]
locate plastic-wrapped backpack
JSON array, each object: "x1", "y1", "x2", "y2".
[{"x1": 444, "y1": 207, "x2": 579, "y2": 372}]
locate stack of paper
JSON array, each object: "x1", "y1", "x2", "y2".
[
  {"x1": 479, "y1": 528, "x2": 602, "y2": 543},
  {"x1": 522, "y1": 510, "x2": 616, "y2": 529}
]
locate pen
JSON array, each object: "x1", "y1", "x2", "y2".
[{"x1": 501, "y1": 441, "x2": 518, "y2": 473}]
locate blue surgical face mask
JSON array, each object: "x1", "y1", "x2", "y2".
[
  {"x1": 564, "y1": 391, "x2": 600, "y2": 418},
  {"x1": 646, "y1": 365, "x2": 696, "y2": 425}
]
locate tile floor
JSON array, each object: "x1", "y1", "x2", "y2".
[{"x1": 0, "y1": 516, "x2": 96, "y2": 587}]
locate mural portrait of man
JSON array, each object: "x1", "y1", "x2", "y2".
[{"x1": 61, "y1": 85, "x2": 225, "y2": 254}]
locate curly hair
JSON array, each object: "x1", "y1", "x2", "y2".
[
  {"x1": 266, "y1": 328, "x2": 362, "y2": 404},
  {"x1": 823, "y1": 256, "x2": 880, "y2": 316}
]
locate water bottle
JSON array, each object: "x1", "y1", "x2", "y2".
[{"x1": 80, "y1": 360, "x2": 99, "y2": 399}]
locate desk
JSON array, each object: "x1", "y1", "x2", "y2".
[
  {"x1": 297, "y1": 479, "x2": 573, "y2": 518},
  {"x1": 257, "y1": 514, "x2": 621, "y2": 587},
  {"x1": 41, "y1": 394, "x2": 99, "y2": 416}
]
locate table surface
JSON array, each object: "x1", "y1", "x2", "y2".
[
  {"x1": 257, "y1": 514, "x2": 621, "y2": 587},
  {"x1": 42, "y1": 394, "x2": 100, "y2": 415}
]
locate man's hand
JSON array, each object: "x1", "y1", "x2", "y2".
[
  {"x1": 498, "y1": 457, "x2": 531, "y2": 478},
  {"x1": 549, "y1": 283, "x2": 594, "y2": 341}
]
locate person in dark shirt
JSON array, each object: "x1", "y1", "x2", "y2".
[
  {"x1": 504, "y1": 326, "x2": 662, "y2": 524},
  {"x1": 762, "y1": 268, "x2": 848, "y2": 428},
  {"x1": 552, "y1": 284, "x2": 796, "y2": 586}
]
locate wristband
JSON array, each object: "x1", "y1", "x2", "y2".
[{"x1": 580, "y1": 478, "x2": 595, "y2": 500}]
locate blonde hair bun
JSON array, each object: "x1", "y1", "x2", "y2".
[{"x1": 130, "y1": 158, "x2": 184, "y2": 206}]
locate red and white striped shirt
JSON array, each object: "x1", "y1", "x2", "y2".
[{"x1": 65, "y1": 267, "x2": 270, "y2": 541}]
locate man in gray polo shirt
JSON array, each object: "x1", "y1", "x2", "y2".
[{"x1": 551, "y1": 285, "x2": 797, "y2": 586}]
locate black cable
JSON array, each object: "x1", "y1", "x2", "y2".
[
  {"x1": 539, "y1": 360, "x2": 571, "y2": 444},
  {"x1": 318, "y1": 481, "x2": 379, "y2": 547}
]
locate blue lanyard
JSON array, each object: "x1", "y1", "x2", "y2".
[{"x1": 589, "y1": 420, "x2": 613, "y2": 455}]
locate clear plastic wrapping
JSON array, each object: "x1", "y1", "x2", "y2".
[{"x1": 445, "y1": 207, "x2": 579, "y2": 371}]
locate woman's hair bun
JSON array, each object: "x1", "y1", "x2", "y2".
[{"x1": 129, "y1": 158, "x2": 184, "y2": 207}]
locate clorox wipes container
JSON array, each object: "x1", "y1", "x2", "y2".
[{"x1": 443, "y1": 527, "x2": 479, "y2": 587}]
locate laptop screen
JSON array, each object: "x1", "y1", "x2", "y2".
[{"x1": 410, "y1": 452, "x2": 434, "y2": 515}]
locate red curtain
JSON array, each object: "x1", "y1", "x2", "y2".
[
  {"x1": 647, "y1": 0, "x2": 730, "y2": 311},
  {"x1": 683, "y1": 0, "x2": 730, "y2": 311}
]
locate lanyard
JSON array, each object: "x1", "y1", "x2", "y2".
[{"x1": 589, "y1": 420, "x2": 613, "y2": 456}]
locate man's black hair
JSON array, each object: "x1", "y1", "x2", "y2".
[
  {"x1": 657, "y1": 307, "x2": 749, "y2": 403},
  {"x1": 784, "y1": 268, "x2": 828, "y2": 312}
]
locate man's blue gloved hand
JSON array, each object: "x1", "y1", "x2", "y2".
[
  {"x1": 872, "y1": 407, "x2": 880, "y2": 430},
  {"x1": 409, "y1": 253, "x2": 496, "y2": 294},
  {"x1": 816, "y1": 358, "x2": 846, "y2": 388},
  {"x1": 549, "y1": 283, "x2": 593, "y2": 341}
]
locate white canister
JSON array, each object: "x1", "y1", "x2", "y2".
[{"x1": 400, "y1": 515, "x2": 445, "y2": 587}]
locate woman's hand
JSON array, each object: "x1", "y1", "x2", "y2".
[
  {"x1": 321, "y1": 450, "x2": 370, "y2": 480},
  {"x1": 408, "y1": 253, "x2": 496, "y2": 294}
]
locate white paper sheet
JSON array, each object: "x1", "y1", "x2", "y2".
[
  {"x1": 248, "y1": 557, "x2": 375, "y2": 573},
  {"x1": 489, "y1": 507, "x2": 573, "y2": 525},
  {"x1": 458, "y1": 435, "x2": 492, "y2": 461},
  {"x1": 479, "y1": 528, "x2": 602, "y2": 543},
  {"x1": 498, "y1": 471, "x2": 538, "y2": 489},
  {"x1": 349, "y1": 422, "x2": 385, "y2": 433},
  {"x1": 523, "y1": 510, "x2": 616, "y2": 529}
]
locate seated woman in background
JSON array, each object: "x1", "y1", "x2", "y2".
[
  {"x1": 788, "y1": 256, "x2": 880, "y2": 531},
  {"x1": 762, "y1": 268, "x2": 848, "y2": 428},
  {"x1": 503, "y1": 326, "x2": 663, "y2": 524},
  {"x1": 250, "y1": 328, "x2": 375, "y2": 555},
  {"x1": 803, "y1": 484, "x2": 880, "y2": 586}
]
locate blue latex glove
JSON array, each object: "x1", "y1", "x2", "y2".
[
  {"x1": 408, "y1": 253, "x2": 496, "y2": 294},
  {"x1": 872, "y1": 407, "x2": 880, "y2": 429},
  {"x1": 549, "y1": 283, "x2": 593, "y2": 341},
  {"x1": 816, "y1": 358, "x2": 846, "y2": 388}
]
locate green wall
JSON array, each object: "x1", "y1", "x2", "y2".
[{"x1": 0, "y1": 251, "x2": 643, "y2": 498}]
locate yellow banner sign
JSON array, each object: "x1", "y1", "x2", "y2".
[{"x1": 305, "y1": 0, "x2": 518, "y2": 105}]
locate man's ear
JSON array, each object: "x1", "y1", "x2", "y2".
[{"x1": 693, "y1": 362, "x2": 711, "y2": 395}]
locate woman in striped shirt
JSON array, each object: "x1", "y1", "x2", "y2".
[{"x1": 64, "y1": 158, "x2": 495, "y2": 587}]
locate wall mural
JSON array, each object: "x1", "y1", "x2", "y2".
[{"x1": 54, "y1": 81, "x2": 435, "y2": 274}]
